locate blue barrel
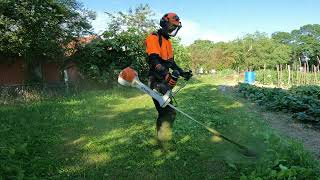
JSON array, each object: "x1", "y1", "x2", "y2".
[{"x1": 244, "y1": 71, "x2": 256, "y2": 84}]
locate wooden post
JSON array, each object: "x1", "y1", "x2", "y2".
[
  {"x1": 263, "y1": 64, "x2": 266, "y2": 85},
  {"x1": 294, "y1": 64, "x2": 298, "y2": 85},
  {"x1": 292, "y1": 64, "x2": 295, "y2": 85},
  {"x1": 295, "y1": 64, "x2": 298, "y2": 85},
  {"x1": 304, "y1": 63, "x2": 307, "y2": 84},
  {"x1": 288, "y1": 64, "x2": 291, "y2": 86},
  {"x1": 237, "y1": 67, "x2": 240, "y2": 83},
  {"x1": 317, "y1": 56, "x2": 320, "y2": 84},
  {"x1": 280, "y1": 64, "x2": 283, "y2": 87},
  {"x1": 316, "y1": 64, "x2": 320, "y2": 84},
  {"x1": 306, "y1": 62, "x2": 308, "y2": 84},
  {"x1": 277, "y1": 65, "x2": 280, "y2": 87},
  {"x1": 297, "y1": 57, "x2": 302, "y2": 85},
  {"x1": 314, "y1": 65, "x2": 317, "y2": 84}
]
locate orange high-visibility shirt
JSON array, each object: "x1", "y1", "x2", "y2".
[{"x1": 145, "y1": 34, "x2": 173, "y2": 61}]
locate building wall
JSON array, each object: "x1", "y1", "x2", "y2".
[
  {"x1": 42, "y1": 63, "x2": 61, "y2": 83},
  {"x1": 0, "y1": 57, "x2": 26, "y2": 85},
  {"x1": 0, "y1": 57, "x2": 63, "y2": 85}
]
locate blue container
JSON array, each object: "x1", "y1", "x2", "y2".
[{"x1": 244, "y1": 71, "x2": 256, "y2": 84}]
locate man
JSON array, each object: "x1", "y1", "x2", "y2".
[{"x1": 145, "y1": 13, "x2": 192, "y2": 148}]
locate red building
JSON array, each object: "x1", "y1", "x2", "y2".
[
  {"x1": 0, "y1": 57, "x2": 62, "y2": 85},
  {"x1": 0, "y1": 57, "x2": 26, "y2": 85},
  {"x1": 0, "y1": 35, "x2": 97, "y2": 86}
]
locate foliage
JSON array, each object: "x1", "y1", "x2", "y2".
[
  {"x1": 171, "y1": 37, "x2": 192, "y2": 69},
  {"x1": 237, "y1": 32, "x2": 292, "y2": 69},
  {"x1": 72, "y1": 4, "x2": 156, "y2": 85},
  {"x1": 74, "y1": 28, "x2": 149, "y2": 85},
  {"x1": 105, "y1": 4, "x2": 156, "y2": 34},
  {"x1": 255, "y1": 69, "x2": 279, "y2": 85},
  {"x1": 74, "y1": 4, "x2": 191, "y2": 85},
  {"x1": 209, "y1": 42, "x2": 236, "y2": 70},
  {"x1": 240, "y1": 136, "x2": 319, "y2": 180},
  {"x1": 272, "y1": 24, "x2": 320, "y2": 66},
  {"x1": 188, "y1": 32, "x2": 292, "y2": 71},
  {"x1": 188, "y1": 24, "x2": 320, "y2": 71},
  {"x1": 188, "y1": 40, "x2": 215, "y2": 70},
  {"x1": 290, "y1": 85, "x2": 320, "y2": 100},
  {"x1": 0, "y1": 0, "x2": 95, "y2": 61},
  {"x1": 238, "y1": 83, "x2": 320, "y2": 123}
]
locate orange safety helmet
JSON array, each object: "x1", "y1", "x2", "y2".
[{"x1": 160, "y1": 13, "x2": 182, "y2": 37}]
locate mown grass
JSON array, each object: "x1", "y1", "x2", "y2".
[{"x1": 1, "y1": 76, "x2": 319, "y2": 179}]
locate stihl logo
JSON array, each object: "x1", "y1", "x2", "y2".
[{"x1": 140, "y1": 86, "x2": 152, "y2": 96}]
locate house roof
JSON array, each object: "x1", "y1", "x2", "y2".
[{"x1": 65, "y1": 35, "x2": 99, "y2": 56}]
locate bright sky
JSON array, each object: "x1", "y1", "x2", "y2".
[{"x1": 80, "y1": 0, "x2": 320, "y2": 45}]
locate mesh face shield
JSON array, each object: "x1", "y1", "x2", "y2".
[{"x1": 167, "y1": 22, "x2": 182, "y2": 37}]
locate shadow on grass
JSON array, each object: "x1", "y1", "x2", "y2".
[{"x1": 1, "y1": 82, "x2": 319, "y2": 179}]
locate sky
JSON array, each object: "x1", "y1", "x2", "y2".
[{"x1": 80, "y1": 0, "x2": 320, "y2": 45}]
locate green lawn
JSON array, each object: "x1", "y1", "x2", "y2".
[{"x1": 1, "y1": 76, "x2": 319, "y2": 179}]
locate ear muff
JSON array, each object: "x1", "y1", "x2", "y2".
[{"x1": 160, "y1": 14, "x2": 169, "y2": 29}]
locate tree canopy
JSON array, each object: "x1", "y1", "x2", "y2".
[
  {"x1": 73, "y1": 4, "x2": 157, "y2": 84},
  {"x1": 0, "y1": 0, "x2": 95, "y2": 61},
  {"x1": 187, "y1": 26, "x2": 320, "y2": 71},
  {"x1": 272, "y1": 24, "x2": 320, "y2": 65}
]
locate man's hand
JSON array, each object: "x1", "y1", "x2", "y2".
[
  {"x1": 181, "y1": 70, "x2": 193, "y2": 81},
  {"x1": 155, "y1": 64, "x2": 169, "y2": 78},
  {"x1": 155, "y1": 64, "x2": 166, "y2": 72}
]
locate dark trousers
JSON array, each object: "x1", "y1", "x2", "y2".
[
  {"x1": 152, "y1": 98, "x2": 176, "y2": 131},
  {"x1": 149, "y1": 76, "x2": 176, "y2": 134}
]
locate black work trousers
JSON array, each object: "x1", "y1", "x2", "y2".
[{"x1": 149, "y1": 76, "x2": 176, "y2": 132}]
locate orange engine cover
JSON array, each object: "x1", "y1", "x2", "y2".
[{"x1": 119, "y1": 67, "x2": 138, "y2": 82}]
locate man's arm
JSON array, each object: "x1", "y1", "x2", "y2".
[
  {"x1": 148, "y1": 54, "x2": 167, "y2": 77},
  {"x1": 171, "y1": 59, "x2": 193, "y2": 81},
  {"x1": 170, "y1": 60, "x2": 183, "y2": 74}
]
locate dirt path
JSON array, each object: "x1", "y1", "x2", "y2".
[
  {"x1": 252, "y1": 108, "x2": 320, "y2": 159},
  {"x1": 219, "y1": 84, "x2": 320, "y2": 160}
]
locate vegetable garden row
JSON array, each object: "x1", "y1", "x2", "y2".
[{"x1": 238, "y1": 83, "x2": 320, "y2": 125}]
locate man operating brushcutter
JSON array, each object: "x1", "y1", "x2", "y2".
[{"x1": 145, "y1": 13, "x2": 192, "y2": 148}]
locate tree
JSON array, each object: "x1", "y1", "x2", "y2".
[
  {"x1": 171, "y1": 38, "x2": 191, "y2": 70},
  {"x1": 187, "y1": 32, "x2": 292, "y2": 71},
  {"x1": 0, "y1": 0, "x2": 95, "y2": 61},
  {"x1": 272, "y1": 24, "x2": 320, "y2": 66},
  {"x1": 188, "y1": 40, "x2": 215, "y2": 71},
  {"x1": 272, "y1": 32, "x2": 293, "y2": 44},
  {"x1": 230, "y1": 32, "x2": 291, "y2": 69},
  {"x1": 74, "y1": 4, "x2": 157, "y2": 85},
  {"x1": 209, "y1": 42, "x2": 236, "y2": 70},
  {"x1": 105, "y1": 4, "x2": 156, "y2": 35}
]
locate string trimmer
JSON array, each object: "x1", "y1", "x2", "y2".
[{"x1": 118, "y1": 67, "x2": 256, "y2": 157}]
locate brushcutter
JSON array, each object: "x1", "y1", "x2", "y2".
[{"x1": 118, "y1": 67, "x2": 256, "y2": 157}]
